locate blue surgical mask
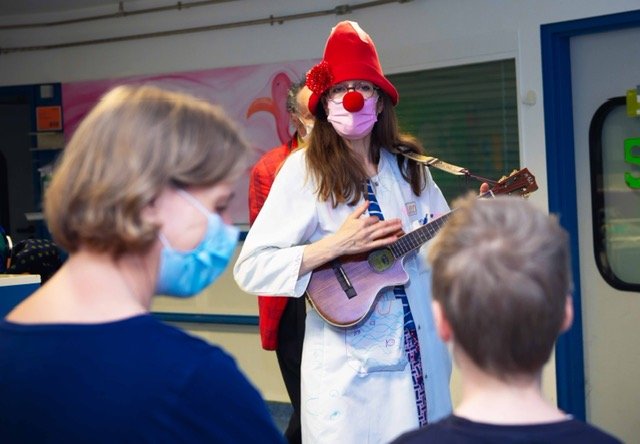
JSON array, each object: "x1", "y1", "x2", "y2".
[{"x1": 155, "y1": 189, "x2": 239, "y2": 297}]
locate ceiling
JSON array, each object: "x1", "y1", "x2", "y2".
[{"x1": 0, "y1": 0, "x2": 139, "y2": 16}]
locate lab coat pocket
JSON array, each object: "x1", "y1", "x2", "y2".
[{"x1": 345, "y1": 296, "x2": 407, "y2": 375}]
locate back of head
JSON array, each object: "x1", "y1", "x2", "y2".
[
  {"x1": 45, "y1": 85, "x2": 250, "y2": 257},
  {"x1": 428, "y1": 195, "x2": 572, "y2": 378},
  {"x1": 286, "y1": 79, "x2": 307, "y2": 115},
  {"x1": 286, "y1": 80, "x2": 314, "y2": 141}
]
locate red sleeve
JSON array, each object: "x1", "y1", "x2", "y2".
[
  {"x1": 246, "y1": 143, "x2": 296, "y2": 351},
  {"x1": 248, "y1": 143, "x2": 290, "y2": 225},
  {"x1": 248, "y1": 160, "x2": 270, "y2": 225}
]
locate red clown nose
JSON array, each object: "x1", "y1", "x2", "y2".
[{"x1": 343, "y1": 91, "x2": 364, "y2": 112}]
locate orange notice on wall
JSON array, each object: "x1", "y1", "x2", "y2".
[{"x1": 36, "y1": 106, "x2": 62, "y2": 131}]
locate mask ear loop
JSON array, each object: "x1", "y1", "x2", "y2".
[
  {"x1": 176, "y1": 188, "x2": 240, "y2": 252},
  {"x1": 157, "y1": 233, "x2": 172, "y2": 249},
  {"x1": 158, "y1": 189, "x2": 212, "y2": 252},
  {"x1": 176, "y1": 188, "x2": 210, "y2": 216}
]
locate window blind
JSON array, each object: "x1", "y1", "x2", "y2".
[{"x1": 389, "y1": 59, "x2": 519, "y2": 201}]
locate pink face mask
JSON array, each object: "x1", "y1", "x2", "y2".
[{"x1": 327, "y1": 96, "x2": 378, "y2": 140}]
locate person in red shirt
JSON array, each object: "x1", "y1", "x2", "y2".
[{"x1": 248, "y1": 79, "x2": 313, "y2": 444}]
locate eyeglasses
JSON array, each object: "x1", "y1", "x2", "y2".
[{"x1": 327, "y1": 81, "x2": 378, "y2": 103}]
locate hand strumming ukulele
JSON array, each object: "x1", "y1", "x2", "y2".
[{"x1": 305, "y1": 168, "x2": 538, "y2": 327}]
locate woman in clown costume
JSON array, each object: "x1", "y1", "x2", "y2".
[{"x1": 235, "y1": 21, "x2": 453, "y2": 443}]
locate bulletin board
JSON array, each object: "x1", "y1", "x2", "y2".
[{"x1": 62, "y1": 58, "x2": 318, "y2": 226}]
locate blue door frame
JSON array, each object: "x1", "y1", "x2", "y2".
[{"x1": 540, "y1": 8, "x2": 640, "y2": 421}]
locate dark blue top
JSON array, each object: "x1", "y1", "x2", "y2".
[
  {"x1": 0, "y1": 314, "x2": 285, "y2": 443},
  {"x1": 391, "y1": 414, "x2": 622, "y2": 444}
]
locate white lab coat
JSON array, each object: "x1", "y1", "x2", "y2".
[{"x1": 234, "y1": 148, "x2": 452, "y2": 443}]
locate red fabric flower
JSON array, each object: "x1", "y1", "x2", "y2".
[{"x1": 306, "y1": 61, "x2": 333, "y2": 95}]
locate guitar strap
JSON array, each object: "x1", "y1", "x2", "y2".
[
  {"x1": 400, "y1": 151, "x2": 498, "y2": 185},
  {"x1": 400, "y1": 152, "x2": 469, "y2": 176}
]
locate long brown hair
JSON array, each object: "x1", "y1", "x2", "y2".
[{"x1": 305, "y1": 92, "x2": 428, "y2": 207}]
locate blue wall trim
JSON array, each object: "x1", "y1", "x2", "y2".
[
  {"x1": 540, "y1": 8, "x2": 640, "y2": 421},
  {"x1": 153, "y1": 312, "x2": 259, "y2": 325},
  {"x1": 540, "y1": 25, "x2": 586, "y2": 420}
]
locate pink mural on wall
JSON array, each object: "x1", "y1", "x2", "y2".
[{"x1": 62, "y1": 59, "x2": 318, "y2": 225}]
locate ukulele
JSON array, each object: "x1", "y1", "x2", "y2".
[{"x1": 305, "y1": 168, "x2": 538, "y2": 327}]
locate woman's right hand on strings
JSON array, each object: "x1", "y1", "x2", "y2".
[
  {"x1": 299, "y1": 201, "x2": 403, "y2": 275},
  {"x1": 332, "y1": 201, "x2": 403, "y2": 255}
]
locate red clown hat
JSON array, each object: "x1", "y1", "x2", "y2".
[{"x1": 306, "y1": 21, "x2": 399, "y2": 116}]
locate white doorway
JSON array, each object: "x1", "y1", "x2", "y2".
[{"x1": 542, "y1": 11, "x2": 640, "y2": 443}]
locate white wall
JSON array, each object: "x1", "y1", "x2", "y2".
[
  {"x1": 2, "y1": 0, "x2": 639, "y2": 207},
  {"x1": 2, "y1": 0, "x2": 639, "y2": 430}
]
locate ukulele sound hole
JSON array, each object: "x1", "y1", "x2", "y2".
[{"x1": 367, "y1": 248, "x2": 395, "y2": 273}]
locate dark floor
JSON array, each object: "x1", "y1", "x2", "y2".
[{"x1": 266, "y1": 401, "x2": 293, "y2": 433}]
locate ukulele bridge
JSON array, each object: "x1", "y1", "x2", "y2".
[{"x1": 330, "y1": 260, "x2": 357, "y2": 299}]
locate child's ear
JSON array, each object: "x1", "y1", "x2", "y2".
[
  {"x1": 560, "y1": 295, "x2": 574, "y2": 333},
  {"x1": 431, "y1": 300, "x2": 453, "y2": 342}
]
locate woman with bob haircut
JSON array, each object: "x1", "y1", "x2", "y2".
[{"x1": 0, "y1": 85, "x2": 284, "y2": 444}]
